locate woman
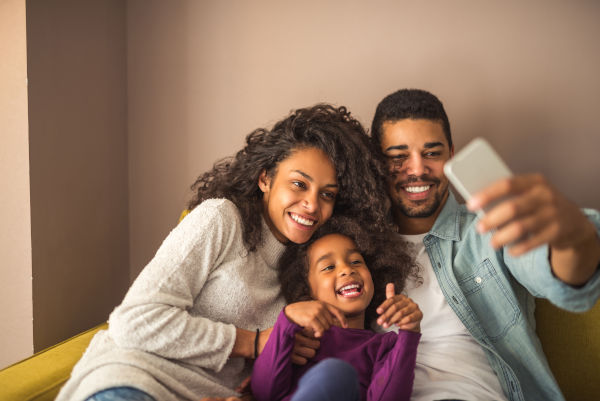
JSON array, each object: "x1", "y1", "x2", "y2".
[{"x1": 56, "y1": 104, "x2": 390, "y2": 401}]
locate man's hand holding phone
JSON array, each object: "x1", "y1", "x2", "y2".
[{"x1": 445, "y1": 138, "x2": 600, "y2": 286}]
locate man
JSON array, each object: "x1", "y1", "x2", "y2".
[{"x1": 369, "y1": 89, "x2": 600, "y2": 401}]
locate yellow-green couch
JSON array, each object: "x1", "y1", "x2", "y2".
[{"x1": 0, "y1": 300, "x2": 598, "y2": 401}]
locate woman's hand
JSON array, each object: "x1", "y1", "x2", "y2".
[
  {"x1": 376, "y1": 283, "x2": 422, "y2": 332},
  {"x1": 284, "y1": 301, "x2": 347, "y2": 338},
  {"x1": 232, "y1": 327, "x2": 273, "y2": 359},
  {"x1": 291, "y1": 328, "x2": 320, "y2": 365}
]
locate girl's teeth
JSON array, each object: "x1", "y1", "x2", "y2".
[
  {"x1": 291, "y1": 213, "x2": 315, "y2": 226},
  {"x1": 405, "y1": 185, "x2": 430, "y2": 193}
]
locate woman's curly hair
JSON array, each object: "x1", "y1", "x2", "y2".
[
  {"x1": 278, "y1": 215, "x2": 419, "y2": 328},
  {"x1": 188, "y1": 103, "x2": 392, "y2": 251}
]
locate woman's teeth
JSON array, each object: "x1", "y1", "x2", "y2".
[{"x1": 290, "y1": 213, "x2": 315, "y2": 226}]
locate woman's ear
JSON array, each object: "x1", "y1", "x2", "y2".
[{"x1": 258, "y1": 169, "x2": 271, "y2": 193}]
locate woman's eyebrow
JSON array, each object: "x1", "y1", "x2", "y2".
[{"x1": 292, "y1": 170, "x2": 338, "y2": 188}]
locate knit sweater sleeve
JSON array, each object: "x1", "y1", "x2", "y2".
[
  {"x1": 251, "y1": 310, "x2": 302, "y2": 401},
  {"x1": 368, "y1": 330, "x2": 421, "y2": 401},
  {"x1": 108, "y1": 199, "x2": 244, "y2": 372}
]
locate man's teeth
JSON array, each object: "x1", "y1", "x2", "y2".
[
  {"x1": 405, "y1": 185, "x2": 430, "y2": 193},
  {"x1": 290, "y1": 213, "x2": 315, "y2": 226}
]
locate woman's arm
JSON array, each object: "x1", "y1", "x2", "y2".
[{"x1": 108, "y1": 200, "x2": 253, "y2": 371}]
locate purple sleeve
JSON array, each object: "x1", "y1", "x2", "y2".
[
  {"x1": 367, "y1": 330, "x2": 421, "y2": 401},
  {"x1": 251, "y1": 309, "x2": 302, "y2": 401}
]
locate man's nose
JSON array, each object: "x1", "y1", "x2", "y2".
[{"x1": 405, "y1": 154, "x2": 426, "y2": 176}]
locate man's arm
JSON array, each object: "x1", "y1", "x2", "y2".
[{"x1": 469, "y1": 173, "x2": 600, "y2": 286}]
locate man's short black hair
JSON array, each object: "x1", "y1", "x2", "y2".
[{"x1": 370, "y1": 89, "x2": 452, "y2": 149}]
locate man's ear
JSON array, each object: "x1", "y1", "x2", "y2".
[
  {"x1": 450, "y1": 144, "x2": 455, "y2": 158},
  {"x1": 258, "y1": 169, "x2": 270, "y2": 193}
]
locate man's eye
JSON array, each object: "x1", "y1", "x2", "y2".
[
  {"x1": 424, "y1": 151, "x2": 441, "y2": 158},
  {"x1": 387, "y1": 155, "x2": 406, "y2": 171}
]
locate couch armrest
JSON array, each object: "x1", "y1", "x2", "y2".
[
  {"x1": 535, "y1": 299, "x2": 600, "y2": 401},
  {"x1": 0, "y1": 322, "x2": 108, "y2": 401}
]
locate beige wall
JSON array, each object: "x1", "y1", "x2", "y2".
[
  {"x1": 0, "y1": 0, "x2": 34, "y2": 368},
  {"x1": 26, "y1": 0, "x2": 129, "y2": 351},
  {"x1": 127, "y1": 0, "x2": 600, "y2": 278},
  {"x1": 2, "y1": 0, "x2": 599, "y2": 367}
]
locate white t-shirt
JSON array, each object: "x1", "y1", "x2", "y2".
[{"x1": 396, "y1": 233, "x2": 508, "y2": 401}]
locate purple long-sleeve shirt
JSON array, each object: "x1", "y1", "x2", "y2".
[{"x1": 251, "y1": 310, "x2": 420, "y2": 401}]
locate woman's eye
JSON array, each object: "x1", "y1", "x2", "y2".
[
  {"x1": 321, "y1": 191, "x2": 336, "y2": 201},
  {"x1": 292, "y1": 181, "x2": 306, "y2": 189}
]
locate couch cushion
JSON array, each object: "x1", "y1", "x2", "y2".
[
  {"x1": 0, "y1": 322, "x2": 107, "y2": 401},
  {"x1": 535, "y1": 298, "x2": 600, "y2": 401}
]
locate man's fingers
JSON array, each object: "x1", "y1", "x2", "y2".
[
  {"x1": 468, "y1": 174, "x2": 543, "y2": 211},
  {"x1": 477, "y1": 188, "x2": 543, "y2": 233},
  {"x1": 291, "y1": 354, "x2": 308, "y2": 365},
  {"x1": 235, "y1": 376, "x2": 252, "y2": 393},
  {"x1": 489, "y1": 206, "x2": 555, "y2": 250},
  {"x1": 385, "y1": 283, "x2": 395, "y2": 299},
  {"x1": 292, "y1": 332, "x2": 319, "y2": 365}
]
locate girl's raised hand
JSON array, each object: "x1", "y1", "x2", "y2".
[
  {"x1": 376, "y1": 283, "x2": 422, "y2": 332},
  {"x1": 284, "y1": 301, "x2": 347, "y2": 338}
]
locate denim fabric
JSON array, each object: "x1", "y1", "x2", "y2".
[
  {"x1": 85, "y1": 387, "x2": 156, "y2": 401},
  {"x1": 425, "y1": 193, "x2": 600, "y2": 401},
  {"x1": 291, "y1": 358, "x2": 360, "y2": 401}
]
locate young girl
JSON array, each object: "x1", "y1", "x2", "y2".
[
  {"x1": 56, "y1": 104, "x2": 390, "y2": 401},
  {"x1": 251, "y1": 216, "x2": 422, "y2": 401}
]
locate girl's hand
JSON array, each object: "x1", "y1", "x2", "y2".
[
  {"x1": 284, "y1": 301, "x2": 348, "y2": 338},
  {"x1": 376, "y1": 283, "x2": 422, "y2": 332}
]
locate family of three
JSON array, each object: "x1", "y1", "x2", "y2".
[{"x1": 57, "y1": 89, "x2": 600, "y2": 401}]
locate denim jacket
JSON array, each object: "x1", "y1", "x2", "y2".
[{"x1": 424, "y1": 193, "x2": 600, "y2": 401}]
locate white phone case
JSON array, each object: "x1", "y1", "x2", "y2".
[{"x1": 444, "y1": 137, "x2": 512, "y2": 211}]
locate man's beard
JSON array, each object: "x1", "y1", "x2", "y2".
[{"x1": 391, "y1": 175, "x2": 446, "y2": 218}]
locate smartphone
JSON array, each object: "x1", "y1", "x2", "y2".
[{"x1": 444, "y1": 137, "x2": 512, "y2": 213}]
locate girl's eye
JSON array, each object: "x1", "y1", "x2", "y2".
[
  {"x1": 350, "y1": 259, "x2": 364, "y2": 266},
  {"x1": 321, "y1": 264, "x2": 334, "y2": 272}
]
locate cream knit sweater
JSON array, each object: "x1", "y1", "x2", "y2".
[{"x1": 56, "y1": 199, "x2": 287, "y2": 401}]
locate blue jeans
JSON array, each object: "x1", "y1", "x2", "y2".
[
  {"x1": 85, "y1": 387, "x2": 156, "y2": 401},
  {"x1": 291, "y1": 358, "x2": 360, "y2": 401}
]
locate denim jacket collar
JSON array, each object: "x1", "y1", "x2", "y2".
[{"x1": 428, "y1": 191, "x2": 462, "y2": 242}]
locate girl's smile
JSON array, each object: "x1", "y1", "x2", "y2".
[{"x1": 307, "y1": 233, "x2": 374, "y2": 329}]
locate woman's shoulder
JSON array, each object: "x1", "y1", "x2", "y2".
[{"x1": 184, "y1": 198, "x2": 242, "y2": 223}]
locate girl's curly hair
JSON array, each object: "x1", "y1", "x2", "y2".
[
  {"x1": 278, "y1": 215, "x2": 419, "y2": 328},
  {"x1": 188, "y1": 103, "x2": 392, "y2": 251}
]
